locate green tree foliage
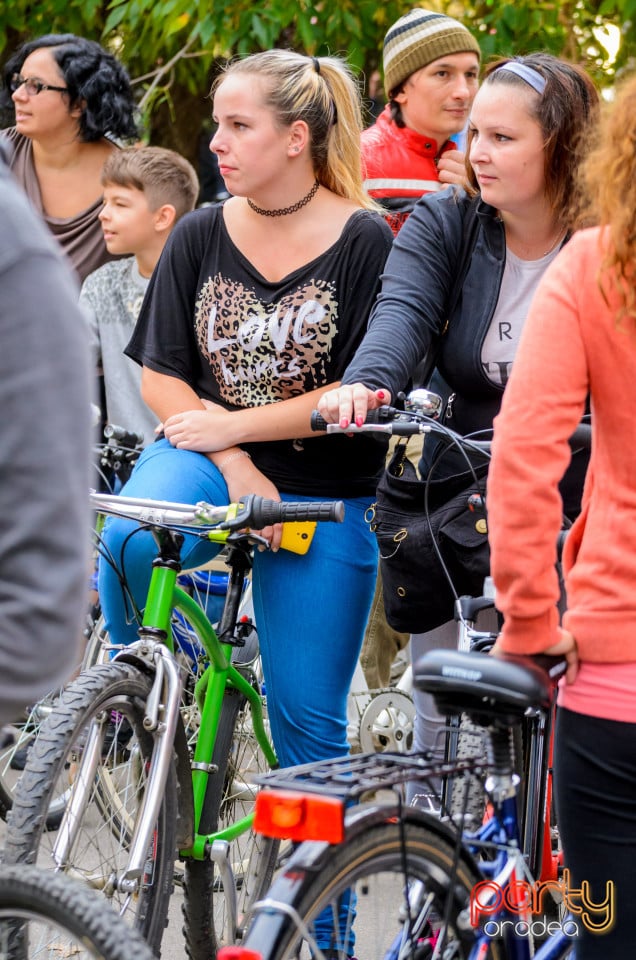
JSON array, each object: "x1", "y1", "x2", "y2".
[{"x1": 1, "y1": 0, "x2": 634, "y2": 160}]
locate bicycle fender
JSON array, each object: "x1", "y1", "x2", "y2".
[{"x1": 282, "y1": 802, "x2": 479, "y2": 877}]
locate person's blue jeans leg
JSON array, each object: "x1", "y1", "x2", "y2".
[
  {"x1": 252, "y1": 494, "x2": 377, "y2": 954},
  {"x1": 98, "y1": 439, "x2": 227, "y2": 644}
]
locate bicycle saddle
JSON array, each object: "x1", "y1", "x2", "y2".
[{"x1": 414, "y1": 649, "x2": 563, "y2": 724}]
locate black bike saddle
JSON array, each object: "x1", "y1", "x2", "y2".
[{"x1": 414, "y1": 648, "x2": 565, "y2": 724}]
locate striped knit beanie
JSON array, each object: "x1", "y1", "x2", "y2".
[{"x1": 383, "y1": 8, "x2": 481, "y2": 98}]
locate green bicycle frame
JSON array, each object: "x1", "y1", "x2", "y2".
[{"x1": 138, "y1": 545, "x2": 277, "y2": 861}]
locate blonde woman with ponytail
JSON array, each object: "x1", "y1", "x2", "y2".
[{"x1": 99, "y1": 48, "x2": 393, "y2": 824}]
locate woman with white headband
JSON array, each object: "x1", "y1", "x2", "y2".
[{"x1": 318, "y1": 53, "x2": 600, "y2": 788}]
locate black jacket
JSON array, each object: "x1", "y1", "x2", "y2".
[
  {"x1": 343, "y1": 186, "x2": 587, "y2": 516},
  {"x1": 343, "y1": 187, "x2": 509, "y2": 433}
]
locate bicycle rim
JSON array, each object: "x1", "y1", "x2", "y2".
[
  {"x1": 3, "y1": 663, "x2": 177, "y2": 953},
  {"x1": 242, "y1": 819, "x2": 502, "y2": 960}
]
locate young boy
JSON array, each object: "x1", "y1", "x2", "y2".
[{"x1": 80, "y1": 146, "x2": 199, "y2": 443}]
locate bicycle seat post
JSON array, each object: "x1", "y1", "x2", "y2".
[
  {"x1": 216, "y1": 539, "x2": 254, "y2": 645},
  {"x1": 484, "y1": 721, "x2": 521, "y2": 837}
]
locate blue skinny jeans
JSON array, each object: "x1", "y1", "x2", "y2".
[{"x1": 98, "y1": 438, "x2": 378, "y2": 770}]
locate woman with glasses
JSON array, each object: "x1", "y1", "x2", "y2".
[{"x1": 1, "y1": 34, "x2": 138, "y2": 282}]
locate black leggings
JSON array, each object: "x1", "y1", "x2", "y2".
[{"x1": 554, "y1": 707, "x2": 636, "y2": 958}]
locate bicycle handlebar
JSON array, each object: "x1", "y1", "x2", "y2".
[
  {"x1": 310, "y1": 408, "x2": 427, "y2": 437},
  {"x1": 311, "y1": 404, "x2": 492, "y2": 456},
  {"x1": 569, "y1": 421, "x2": 592, "y2": 451},
  {"x1": 103, "y1": 423, "x2": 145, "y2": 449},
  {"x1": 311, "y1": 393, "x2": 591, "y2": 456},
  {"x1": 90, "y1": 491, "x2": 344, "y2": 531}
]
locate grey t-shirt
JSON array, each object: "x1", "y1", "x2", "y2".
[
  {"x1": 80, "y1": 257, "x2": 158, "y2": 445},
  {"x1": 481, "y1": 244, "x2": 563, "y2": 387}
]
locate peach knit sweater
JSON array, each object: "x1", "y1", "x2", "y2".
[{"x1": 488, "y1": 227, "x2": 636, "y2": 666}]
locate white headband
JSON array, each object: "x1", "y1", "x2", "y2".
[{"x1": 494, "y1": 61, "x2": 546, "y2": 96}]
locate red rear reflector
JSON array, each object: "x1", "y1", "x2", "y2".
[
  {"x1": 218, "y1": 949, "x2": 263, "y2": 960},
  {"x1": 254, "y1": 789, "x2": 345, "y2": 842}
]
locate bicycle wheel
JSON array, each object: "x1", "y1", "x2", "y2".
[
  {"x1": 240, "y1": 817, "x2": 501, "y2": 960},
  {"x1": 3, "y1": 662, "x2": 178, "y2": 954},
  {"x1": 0, "y1": 863, "x2": 158, "y2": 960},
  {"x1": 0, "y1": 695, "x2": 62, "y2": 827},
  {"x1": 183, "y1": 684, "x2": 280, "y2": 960},
  {"x1": 0, "y1": 607, "x2": 107, "y2": 826},
  {"x1": 448, "y1": 714, "x2": 488, "y2": 824}
]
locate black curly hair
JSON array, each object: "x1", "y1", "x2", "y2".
[{"x1": 1, "y1": 34, "x2": 139, "y2": 143}]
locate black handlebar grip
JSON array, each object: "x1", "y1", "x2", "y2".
[
  {"x1": 250, "y1": 497, "x2": 345, "y2": 527},
  {"x1": 310, "y1": 410, "x2": 329, "y2": 432},
  {"x1": 104, "y1": 423, "x2": 145, "y2": 448}
]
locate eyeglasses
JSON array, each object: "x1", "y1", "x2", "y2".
[{"x1": 10, "y1": 73, "x2": 68, "y2": 96}]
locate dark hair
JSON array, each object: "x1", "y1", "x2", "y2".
[
  {"x1": 1, "y1": 34, "x2": 139, "y2": 143},
  {"x1": 102, "y1": 146, "x2": 199, "y2": 220},
  {"x1": 388, "y1": 97, "x2": 407, "y2": 128},
  {"x1": 465, "y1": 53, "x2": 599, "y2": 230}
]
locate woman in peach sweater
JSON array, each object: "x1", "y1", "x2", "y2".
[{"x1": 488, "y1": 74, "x2": 636, "y2": 959}]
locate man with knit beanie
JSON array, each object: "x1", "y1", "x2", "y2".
[
  {"x1": 362, "y1": 7, "x2": 481, "y2": 236},
  {"x1": 358, "y1": 9, "x2": 480, "y2": 694}
]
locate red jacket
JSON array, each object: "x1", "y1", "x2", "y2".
[{"x1": 361, "y1": 105, "x2": 456, "y2": 235}]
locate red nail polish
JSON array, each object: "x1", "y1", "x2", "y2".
[
  {"x1": 377, "y1": 390, "x2": 386, "y2": 400},
  {"x1": 340, "y1": 417, "x2": 350, "y2": 429},
  {"x1": 355, "y1": 416, "x2": 364, "y2": 427}
]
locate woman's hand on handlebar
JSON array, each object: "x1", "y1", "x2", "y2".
[
  {"x1": 214, "y1": 454, "x2": 284, "y2": 552},
  {"x1": 317, "y1": 384, "x2": 392, "y2": 429},
  {"x1": 490, "y1": 628, "x2": 579, "y2": 685}
]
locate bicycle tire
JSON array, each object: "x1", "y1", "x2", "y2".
[
  {"x1": 0, "y1": 694, "x2": 62, "y2": 827},
  {"x1": 0, "y1": 863, "x2": 158, "y2": 960},
  {"x1": 240, "y1": 816, "x2": 502, "y2": 960},
  {"x1": 0, "y1": 608, "x2": 107, "y2": 826},
  {"x1": 3, "y1": 662, "x2": 178, "y2": 954},
  {"x1": 449, "y1": 714, "x2": 488, "y2": 824},
  {"x1": 183, "y1": 687, "x2": 280, "y2": 960}
]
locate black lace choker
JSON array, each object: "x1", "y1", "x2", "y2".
[{"x1": 247, "y1": 180, "x2": 319, "y2": 217}]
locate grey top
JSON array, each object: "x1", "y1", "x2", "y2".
[
  {"x1": 0, "y1": 149, "x2": 92, "y2": 725},
  {"x1": 80, "y1": 257, "x2": 158, "y2": 444}
]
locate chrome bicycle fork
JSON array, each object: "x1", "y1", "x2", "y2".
[{"x1": 52, "y1": 639, "x2": 183, "y2": 893}]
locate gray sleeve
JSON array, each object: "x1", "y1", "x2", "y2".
[
  {"x1": 78, "y1": 280, "x2": 101, "y2": 364},
  {"x1": 0, "y1": 166, "x2": 92, "y2": 726}
]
